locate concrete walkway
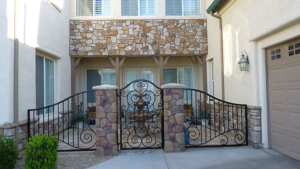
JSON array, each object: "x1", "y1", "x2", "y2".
[{"x1": 88, "y1": 146, "x2": 300, "y2": 169}]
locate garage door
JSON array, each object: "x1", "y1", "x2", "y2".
[{"x1": 267, "y1": 38, "x2": 300, "y2": 161}]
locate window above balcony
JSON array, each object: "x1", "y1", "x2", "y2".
[
  {"x1": 166, "y1": 0, "x2": 200, "y2": 16},
  {"x1": 76, "y1": 0, "x2": 112, "y2": 17},
  {"x1": 74, "y1": 0, "x2": 201, "y2": 17},
  {"x1": 121, "y1": 0, "x2": 157, "y2": 16}
]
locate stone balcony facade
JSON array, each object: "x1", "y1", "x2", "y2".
[{"x1": 69, "y1": 19, "x2": 207, "y2": 56}]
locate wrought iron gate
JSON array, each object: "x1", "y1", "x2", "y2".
[
  {"x1": 183, "y1": 89, "x2": 248, "y2": 147},
  {"x1": 119, "y1": 79, "x2": 164, "y2": 150},
  {"x1": 27, "y1": 90, "x2": 97, "y2": 151}
]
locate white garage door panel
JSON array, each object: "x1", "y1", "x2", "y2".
[
  {"x1": 287, "y1": 89, "x2": 300, "y2": 106},
  {"x1": 271, "y1": 130, "x2": 288, "y2": 151},
  {"x1": 270, "y1": 108, "x2": 287, "y2": 126},
  {"x1": 287, "y1": 65, "x2": 300, "y2": 82},
  {"x1": 269, "y1": 89, "x2": 284, "y2": 104},
  {"x1": 290, "y1": 136, "x2": 300, "y2": 159},
  {"x1": 267, "y1": 38, "x2": 300, "y2": 161},
  {"x1": 269, "y1": 68, "x2": 284, "y2": 84},
  {"x1": 288, "y1": 112, "x2": 300, "y2": 131}
]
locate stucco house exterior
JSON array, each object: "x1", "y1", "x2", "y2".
[
  {"x1": 0, "y1": 0, "x2": 71, "y2": 149},
  {"x1": 0, "y1": 0, "x2": 299, "y2": 161},
  {"x1": 206, "y1": 0, "x2": 300, "y2": 161}
]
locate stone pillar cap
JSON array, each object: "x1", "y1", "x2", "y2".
[
  {"x1": 92, "y1": 85, "x2": 118, "y2": 90},
  {"x1": 161, "y1": 83, "x2": 186, "y2": 89}
]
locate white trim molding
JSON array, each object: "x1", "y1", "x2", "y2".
[
  {"x1": 92, "y1": 85, "x2": 118, "y2": 90},
  {"x1": 161, "y1": 83, "x2": 186, "y2": 89}
]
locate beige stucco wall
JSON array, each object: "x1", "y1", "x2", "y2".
[
  {"x1": 206, "y1": 0, "x2": 300, "y2": 148},
  {"x1": 70, "y1": 0, "x2": 207, "y2": 20},
  {"x1": 14, "y1": 0, "x2": 71, "y2": 122},
  {"x1": 0, "y1": 0, "x2": 15, "y2": 124},
  {"x1": 75, "y1": 56, "x2": 204, "y2": 93}
]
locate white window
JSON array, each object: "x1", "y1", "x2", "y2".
[
  {"x1": 121, "y1": 0, "x2": 156, "y2": 16},
  {"x1": 36, "y1": 55, "x2": 55, "y2": 114},
  {"x1": 165, "y1": 0, "x2": 200, "y2": 16},
  {"x1": 86, "y1": 69, "x2": 116, "y2": 102},
  {"x1": 76, "y1": 0, "x2": 112, "y2": 16}
]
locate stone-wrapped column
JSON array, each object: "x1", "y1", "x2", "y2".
[
  {"x1": 248, "y1": 105, "x2": 262, "y2": 148},
  {"x1": 92, "y1": 85, "x2": 118, "y2": 156},
  {"x1": 162, "y1": 83, "x2": 186, "y2": 153}
]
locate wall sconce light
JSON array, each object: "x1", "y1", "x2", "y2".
[{"x1": 239, "y1": 51, "x2": 249, "y2": 71}]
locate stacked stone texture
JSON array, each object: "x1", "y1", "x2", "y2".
[
  {"x1": 95, "y1": 89, "x2": 118, "y2": 156},
  {"x1": 247, "y1": 106, "x2": 262, "y2": 144},
  {"x1": 209, "y1": 104, "x2": 246, "y2": 133},
  {"x1": 69, "y1": 19, "x2": 207, "y2": 56},
  {"x1": 0, "y1": 112, "x2": 72, "y2": 150},
  {"x1": 163, "y1": 88, "x2": 185, "y2": 153},
  {"x1": 209, "y1": 104, "x2": 262, "y2": 144}
]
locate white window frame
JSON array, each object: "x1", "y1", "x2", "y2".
[
  {"x1": 43, "y1": 57, "x2": 56, "y2": 109},
  {"x1": 121, "y1": 0, "x2": 157, "y2": 17},
  {"x1": 36, "y1": 55, "x2": 56, "y2": 114},
  {"x1": 165, "y1": 0, "x2": 201, "y2": 16},
  {"x1": 75, "y1": 0, "x2": 112, "y2": 17}
]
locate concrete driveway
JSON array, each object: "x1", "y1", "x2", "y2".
[{"x1": 88, "y1": 146, "x2": 300, "y2": 169}]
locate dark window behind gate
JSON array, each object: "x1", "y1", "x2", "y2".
[{"x1": 119, "y1": 79, "x2": 164, "y2": 149}]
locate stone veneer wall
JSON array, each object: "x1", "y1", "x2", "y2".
[
  {"x1": 94, "y1": 86, "x2": 118, "y2": 156},
  {"x1": 0, "y1": 111, "x2": 73, "y2": 150},
  {"x1": 70, "y1": 19, "x2": 207, "y2": 56},
  {"x1": 209, "y1": 104, "x2": 262, "y2": 145},
  {"x1": 247, "y1": 106, "x2": 262, "y2": 145},
  {"x1": 163, "y1": 85, "x2": 186, "y2": 153}
]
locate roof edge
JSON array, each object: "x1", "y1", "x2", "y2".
[{"x1": 206, "y1": 0, "x2": 225, "y2": 14}]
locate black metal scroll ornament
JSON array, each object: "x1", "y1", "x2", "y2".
[{"x1": 120, "y1": 80, "x2": 163, "y2": 149}]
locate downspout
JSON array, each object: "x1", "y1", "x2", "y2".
[
  {"x1": 210, "y1": 11, "x2": 225, "y2": 100},
  {"x1": 14, "y1": 0, "x2": 19, "y2": 148}
]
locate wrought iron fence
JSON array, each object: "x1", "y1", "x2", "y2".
[
  {"x1": 183, "y1": 89, "x2": 248, "y2": 147},
  {"x1": 119, "y1": 79, "x2": 164, "y2": 150},
  {"x1": 27, "y1": 90, "x2": 97, "y2": 151}
]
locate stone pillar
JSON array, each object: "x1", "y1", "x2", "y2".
[
  {"x1": 162, "y1": 83, "x2": 186, "y2": 153},
  {"x1": 247, "y1": 105, "x2": 262, "y2": 148},
  {"x1": 93, "y1": 85, "x2": 118, "y2": 156}
]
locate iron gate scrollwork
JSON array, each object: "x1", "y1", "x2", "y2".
[
  {"x1": 183, "y1": 89, "x2": 248, "y2": 147},
  {"x1": 27, "y1": 90, "x2": 97, "y2": 151},
  {"x1": 120, "y1": 79, "x2": 164, "y2": 149}
]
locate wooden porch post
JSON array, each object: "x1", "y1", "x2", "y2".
[
  {"x1": 159, "y1": 56, "x2": 164, "y2": 86},
  {"x1": 71, "y1": 57, "x2": 81, "y2": 114},
  {"x1": 71, "y1": 57, "x2": 82, "y2": 95},
  {"x1": 109, "y1": 56, "x2": 126, "y2": 127},
  {"x1": 108, "y1": 56, "x2": 126, "y2": 88},
  {"x1": 196, "y1": 55, "x2": 207, "y2": 93},
  {"x1": 202, "y1": 56, "x2": 208, "y2": 93},
  {"x1": 116, "y1": 56, "x2": 120, "y2": 88},
  {"x1": 71, "y1": 58, "x2": 75, "y2": 95},
  {"x1": 153, "y1": 56, "x2": 170, "y2": 86}
]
